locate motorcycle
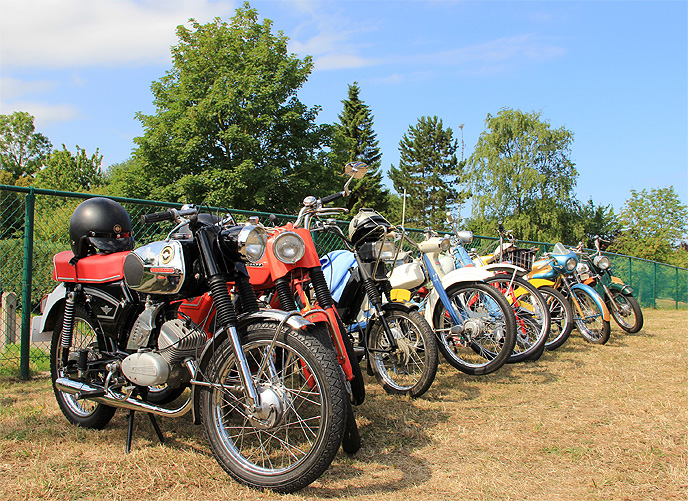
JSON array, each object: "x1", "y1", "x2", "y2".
[
  {"x1": 573, "y1": 236, "x2": 643, "y2": 333},
  {"x1": 320, "y1": 208, "x2": 439, "y2": 398},
  {"x1": 437, "y1": 216, "x2": 550, "y2": 364},
  {"x1": 35, "y1": 197, "x2": 346, "y2": 493},
  {"x1": 388, "y1": 224, "x2": 519, "y2": 375},
  {"x1": 527, "y1": 242, "x2": 612, "y2": 345}
]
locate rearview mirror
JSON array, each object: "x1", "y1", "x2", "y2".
[{"x1": 345, "y1": 161, "x2": 368, "y2": 179}]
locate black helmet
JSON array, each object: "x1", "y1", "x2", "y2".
[
  {"x1": 348, "y1": 209, "x2": 392, "y2": 247},
  {"x1": 69, "y1": 197, "x2": 134, "y2": 258}
]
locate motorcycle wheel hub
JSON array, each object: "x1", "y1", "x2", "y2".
[{"x1": 248, "y1": 384, "x2": 290, "y2": 429}]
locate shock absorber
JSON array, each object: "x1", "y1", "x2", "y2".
[
  {"x1": 381, "y1": 279, "x2": 393, "y2": 303},
  {"x1": 363, "y1": 277, "x2": 383, "y2": 307},
  {"x1": 309, "y1": 267, "x2": 334, "y2": 309},
  {"x1": 208, "y1": 275, "x2": 238, "y2": 328},
  {"x1": 275, "y1": 277, "x2": 298, "y2": 311},
  {"x1": 235, "y1": 272, "x2": 260, "y2": 314},
  {"x1": 60, "y1": 291, "x2": 76, "y2": 364}
]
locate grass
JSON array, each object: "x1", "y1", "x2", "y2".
[{"x1": 1, "y1": 309, "x2": 686, "y2": 501}]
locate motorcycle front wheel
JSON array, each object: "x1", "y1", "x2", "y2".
[
  {"x1": 50, "y1": 305, "x2": 116, "y2": 429},
  {"x1": 538, "y1": 286, "x2": 574, "y2": 351},
  {"x1": 570, "y1": 289, "x2": 611, "y2": 344},
  {"x1": 432, "y1": 282, "x2": 517, "y2": 376},
  {"x1": 367, "y1": 309, "x2": 438, "y2": 398},
  {"x1": 199, "y1": 322, "x2": 346, "y2": 493},
  {"x1": 607, "y1": 291, "x2": 643, "y2": 333},
  {"x1": 484, "y1": 274, "x2": 550, "y2": 363}
]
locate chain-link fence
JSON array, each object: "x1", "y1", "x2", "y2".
[{"x1": 2, "y1": 185, "x2": 686, "y2": 379}]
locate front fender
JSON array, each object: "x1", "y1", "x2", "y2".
[
  {"x1": 481, "y1": 263, "x2": 529, "y2": 277},
  {"x1": 424, "y1": 267, "x2": 494, "y2": 326},
  {"x1": 571, "y1": 283, "x2": 611, "y2": 321},
  {"x1": 609, "y1": 276, "x2": 634, "y2": 295},
  {"x1": 381, "y1": 300, "x2": 419, "y2": 315}
]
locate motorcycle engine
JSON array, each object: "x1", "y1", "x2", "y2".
[{"x1": 121, "y1": 318, "x2": 206, "y2": 387}]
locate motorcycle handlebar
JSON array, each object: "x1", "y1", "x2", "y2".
[
  {"x1": 320, "y1": 191, "x2": 345, "y2": 205},
  {"x1": 141, "y1": 209, "x2": 176, "y2": 224}
]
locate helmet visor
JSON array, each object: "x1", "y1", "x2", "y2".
[{"x1": 89, "y1": 236, "x2": 134, "y2": 253}]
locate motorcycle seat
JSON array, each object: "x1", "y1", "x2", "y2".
[{"x1": 53, "y1": 250, "x2": 129, "y2": 283}]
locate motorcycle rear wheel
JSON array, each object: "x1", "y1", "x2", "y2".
[
  {"x1": 200, "y1": 322, "x2": 346, "y2": 493},
  {"x1": 50, "y1": 305, "x2": 116, "y2": 429},
  {"x1": 367, "y1": 309, "x2": 438, "y2": 398},
  {"x1": 607, "y1": 291, "x2": 643, "y2": 333}
]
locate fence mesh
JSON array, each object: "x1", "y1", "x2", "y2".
[{"x1": 1, "y1": 186, "x2": 686, "y2": 377}]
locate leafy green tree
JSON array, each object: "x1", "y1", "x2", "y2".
[
  {"x1": 134, "y1": 4, "x2": 328, "y2": 212},
  {"x1": 577, "y1": 199, "x2": 619, "y2": 249},
  {"x1": 467, "y1": 108, "x2": 578, "y2": 243},
  {"x1": 35, "y1": 145, "x2": 103, "y2": 192},
  {"x1": 610, "y1": 186, "x2": 688, "y2": 264},
  {"x1": 0, "y1": 111, "x2": 52, "y2": 179},
  {"x1": 388, "y1": 116, "x2": 463, "y2": 228},
  {"x1": 329, "y1": 82, "x2": 389, "y2": 214}
]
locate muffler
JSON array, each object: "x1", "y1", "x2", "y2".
[{"x1": 55, "y1": 377, "x2": 193, "y2": 418}]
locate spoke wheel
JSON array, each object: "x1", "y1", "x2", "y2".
[
  {"x1": 432, "y1": 282, "x2": 517, "y2": 376},
  {"x1": 50, "y1": 305, "x2": 116, "y2": 429},
  {"x1": 538, "y1": 286, "x2": 574, "y2": 351},
  {"x1": 607, "y1": 291, "x2": 643, "y2": 333},
  {"x1": 200, "y1": 323, "x2": 345, "y2": 493},
  {"x1": 571, "y1": 289, "x2": 610, "y2": 344},
  {"x1": 367, "y1": 309, "x2": 438, "y2": 398}
]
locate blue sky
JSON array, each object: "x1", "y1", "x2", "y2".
[{"x1": 1, "y1": 0, "x2": 686, "y2": 213}]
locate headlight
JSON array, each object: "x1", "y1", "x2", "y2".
[
  {"x1": 439, "y1": 237, "x2": 451, "y2": 251},
  {"x1": 232, "y1": 225, "x2": 266, "y2": 263},
  {"x1": 272, "y1": 231, "x2": 305, "y2": 264},
  {"x1": 375, "y1": 240, "x2": 396, "y2": 261},
  {"x1": 565, "y1": 257, "x2": 577, "y2": 272},
  {"x1": 594, "y1": 255, "x2": 610, "y2": 270},
  {"x1": 457, "y1": 230, "x2": 473, "y2": 244},
  {"x1": 576, "y1": 262, "x2": 589, "y2": 274}
]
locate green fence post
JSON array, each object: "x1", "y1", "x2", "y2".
[
  {"x1": 653, "y1": 261, "x2": 657, "y2": 310},
  {"x1": 20, "y1": 187, "x2": 35, "y2": 380},
  {"x1": 677, "y1": 267, "x2": 679, "y2": 310}
]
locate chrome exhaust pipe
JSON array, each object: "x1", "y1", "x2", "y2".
[{"x1": 55, "y1": 377, "x2": 193, "y2": 419}]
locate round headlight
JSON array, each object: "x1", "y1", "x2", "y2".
[
  {"x1": 273, "y1": 231, "x2": 305, "y2": 264},
  {"x1": 565, "y1": 257, "x2": 577, "y2": 272},
  {"x1": 439, "y1": 237, "x2": 451, "y2": 251},
  {"x1": 594, "y1": 255, "x2": 610, "y2": 270},
  {"x1": 239, "y1": 225, "x2": 267, "y2": 263},
  {"x1": 576, "y1": 262, "x2": 589, "y2": 274}
]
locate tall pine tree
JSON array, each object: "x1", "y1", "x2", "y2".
[
  {"x1": 329, "y1": 82, "x2": 389, "y2": 214},
  {"x1": 389, "y1": 116, "x2": 463, "y2": 228}
]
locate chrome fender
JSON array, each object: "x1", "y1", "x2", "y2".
[
  {"x1": 481, "y1": 263, "x2": 529, "y2": 277},
  {"x1": 571, "y1": 283, "x2": 611, "y2": 321}
]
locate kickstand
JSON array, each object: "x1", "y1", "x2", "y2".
[{"x1": 125, "y1": 410, "x2": 165, "y2": 454}]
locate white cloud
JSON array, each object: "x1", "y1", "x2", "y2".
[
  {"x1": 0, "y1": 0, "x2": 238, "y2": 68},
  {"x1": 0, "y1": 77, "x2": 58, "y2": 99},
  {"x1": 0, "y1": 100, "x2": 82, "y2": 125}
]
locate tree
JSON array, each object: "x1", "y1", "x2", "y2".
[
  {"x1": 577, "y1": 198, "x2": 619, "y2": 249},
  {"x1": 0, "y1": 111, "x2": 52, "y2": 179},
  {"x1": 35, "y1": 145, "x2": 103, "y2": 192},
  {"x1": 388, "y1": 116, "x2": 463, "y2": 228},
  {"x1": 610, "y1": 186, "x2": 688, "y2": 264},
  {"x1": 467, "y1": 108, "x2": 578, "y2": 243},
  {"x1": 329, "y1": 82, "x2": 389, "y2": 214},
  {"x1": 134, "y1": 4, "x2": 329, "y2": 212}
]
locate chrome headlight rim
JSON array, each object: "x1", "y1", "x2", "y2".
[
  {"x1": 237, "y1": 224, "x2": 268, "y2": 263},
  {"x1": 272, "y1": 231, "x2": 306, "y2": 264},
  {"x1": 565, "y1": 256, "x2": 577, "y2": 272},
  {"x1": 594, "y1": 255, "x2": 610, "y2": 270}
]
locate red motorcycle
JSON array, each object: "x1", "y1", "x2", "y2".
[{"x1": 178, "y1": 163, "x2": 368, "y2": 453}]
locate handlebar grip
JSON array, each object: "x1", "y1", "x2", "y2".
[
  {"x1": 320, "y1": 191, "x2": 344, "y2": 205},
  {"x1": 141, "y1": 209, "x2": 175, "y2": 224}
]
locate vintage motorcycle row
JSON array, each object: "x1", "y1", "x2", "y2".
[{"x1": 35, "y1": 162, "x2": 642, "y2": 493}]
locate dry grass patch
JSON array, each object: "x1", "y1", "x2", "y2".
[{"x1": 1, "y1": 309, "x2": 686, "y2": 501}]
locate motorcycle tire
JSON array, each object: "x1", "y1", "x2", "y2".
[
  {"x1": 50, "y1": 304, "x2": 117, "y2": 429},
  {"x1": 538, "y1": 286, "x2": 574, "y2": 351},
  {"x1": 607, "y1": 291, "x2": 644, "y2": 333},
  {"x1": 570, "y1": 288, "x2": 611, "y2": 344},
  {"x1": 432, "y1": 282, "x2": 517, "y2": 376},
  {"x1": 367, "y1": 309, "x2": 438, "y2": 398},
  {"x1": 199, "y1": 322, "x2": 346, "y2": 493},
  {"x1": 484, "y1": 274, "x2": 550, "y2": 364}
]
